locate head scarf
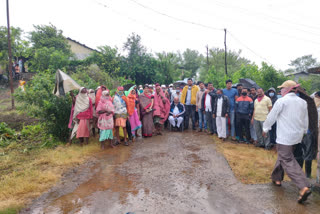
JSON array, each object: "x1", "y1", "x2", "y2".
[
  {"x1": 95, "y1": 85, "x2": 106, "y2": 107},
  {"x1": 88, "y1": 89, "x2": 96, "y2": 104},
  {"x1": 73, "y1": 87, "x2": 90, "y2": 119},
  {"x1": 100, "y1": 90, "x2": 111, "y2": 105},
  {"x1": 153, "y1": 86, "x2": 170, "y2": 123},
  {"x1": 117, "y1": 86, "x2": 125, "y2": 97},
  {"x1": 127, "y1": 88, "x2": 137, "y2": 116}
]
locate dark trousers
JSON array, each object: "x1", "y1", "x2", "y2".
[
  {"x1": 205, "y1": 111, "x2": 216, "y2": 134},
  {"x1": 272, "y1": 144, "x2": 310, "y2": 189},
  {"x1": 185, "y1": 105, "x2": 196, "y2": 129},
  {"x1": 270, "y1": 123, "x2": 277, "y2": 144},
  {"x1": 294, "y1": 143, "x2": 312, "y2": 178},
  {"x1": 126, "y1": 120, "x2": 132, "y2": 140},
  {"x1": 236, "y1": 113, "x2": 251, "y2": 141}
]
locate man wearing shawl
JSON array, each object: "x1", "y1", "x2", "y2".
[
  {"x1": 263, "y1": 80, "x2": 311, "y2": 203},
  {"x1": 127, "y1": 87, "x2": 142, "y2": 141},
  {"x1": 71, "y1": 87, "x2": 93, "y2": 145},
  {"x1": 139, "y1": 85, "x2": 154, "y2": 137},
  {"x1": 113, "y1": 86, "x2": 129, "y2": 146},
  {"x1": 153, "y1": 85, "x2": 170, "y2": 135},
  {"x1": 96, "y1": 90, "x2": 115, "y2": 149},
  {"x1": 88, "y1": 89, "x2": 97, "y2": 137}
]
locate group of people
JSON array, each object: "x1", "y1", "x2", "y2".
[
  {"x1": 67, "y1": 77, "x2": 319, "y2": 203},
  {"x1": 68, "y1": 84, "x2": 171, "y2": 149},
  {"x1": 163, "y1": 78, "x2": 279, "y2": 150}
]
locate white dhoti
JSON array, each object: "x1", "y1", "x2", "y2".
[
  {"x1": 169, "y1": 116, "x2": 183, "y2": 128},
  {"x1": 216, "y1": 116, "x2": 226, "y2": 138}
]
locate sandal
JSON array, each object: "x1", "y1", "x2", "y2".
[
  {"x1": 114, "y1": 141, "x2": 120, "y2": 146},
  {"x1": 298, "y1": 188, "x2": 312, "y2": 203},
  {"x1": 124, "y1": 141, "x2": 129, "y2": 146}
]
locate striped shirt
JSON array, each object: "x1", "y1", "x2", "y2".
[{"x1": 263, "y1": 93, "x2": 308, "y2": 146}]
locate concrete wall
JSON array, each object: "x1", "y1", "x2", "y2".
[{"x1": 67, "y1": 39, "x2": 94, "y2": 60}]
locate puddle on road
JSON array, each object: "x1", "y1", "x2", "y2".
[{"x1": 44, "y1": 146, "x2": 138, "y2": 214}]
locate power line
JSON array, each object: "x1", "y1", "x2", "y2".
[
  {"x1": 94, "y1": 0, "x2": 184, "y2": 42},
  {"x1": 228, "y1": 31, "x2": 279, "y2": 69},
  {"x1": 127, "y1": 0, "x2": 224, "y2": 32}
]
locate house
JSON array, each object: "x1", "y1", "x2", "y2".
[
  {"x1": 66, "y1": 37, "x2": 97, "y2": 60},
  {"x1": 285, "y1": 66, "x2": 320, "y2": 82}
]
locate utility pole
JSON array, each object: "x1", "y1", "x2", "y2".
[
  {"x1": 224, "y1": 28, "x2": 228, "y2": 76},
  {"x1": 6, "y1": 0, "x2": 15, "y2": 109},
  {"x1": 206, "y1": 45, "x2": 209, "y2": 71}
]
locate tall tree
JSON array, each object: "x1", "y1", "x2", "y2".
[
  {"x1": 28, "y1": 24, "x2": 71, "y2": 72},
  {"x1": 199, "y1": 48, "x2": 250, "y2": 81},
  {"x1": 156, "y1": 52, "x2": 181, "y2": 84},
  {"x1": 121, "y1": 33, "x2": 157, "y2": 84},
  {"x1": 30, "y1": 24, "x2": 71, "y2": 55},
  {"x1": 288, "y1": 55, "x2": 319, "y2": 73},
  {"x1": 182, "y1": 49, "x2": 202, "y2": 79},
  {"x1": 0, "y1": 26, "x2": 30, "y2": 73},
  {"x1": 85, "y1": 45, "x2": 120, "y2": 75}
]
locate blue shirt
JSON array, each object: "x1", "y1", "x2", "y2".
[{"x1": 223, "y1": 88, "x2": 238, "y2": 112}]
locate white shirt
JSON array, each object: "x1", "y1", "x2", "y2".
[
  {"x1": 263, "y1": 93, "x2": 308, "y2": 146},
  {"x1": 216, "y1": 97, "x2": 223, "y2": 117},
  {"x1": 205, "y1": 93, "x2": 212, "y2": 112},
  {"x1": 173, "y1": 106, "x2": 180, "y2": 115},
  {"x1": 186, "y1": 87, "x2": 192, "y2": 105}
]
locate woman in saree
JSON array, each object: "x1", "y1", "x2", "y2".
[
  {"x1": 96, "y1": 90, "x2": 115, "y2": 149},
  {"x1": 88, "y1": 89, "x2": 97, "y2": 137},
  {"x1": 153, "y1": 85, "x2": 170, "y2": 135},
  {"x1": 127, "y1": 87, "x2": 142, "y2": 141},
  {"x1": 71, "y1": 87, "x2": 93, "y2": 145},
  {"x1": 139, "y1": 85, "x2": 154, "y2": 137}
]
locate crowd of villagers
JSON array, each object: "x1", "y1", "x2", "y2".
[
  {"x1": 68, "y1": 84, "x2": 171, "y2": 149},
  {"x1": 67, "y1": 78, "x2": 320, "y2": 180}
]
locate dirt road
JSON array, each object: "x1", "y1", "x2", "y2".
[{"x1": 22, "y1": 131, "x2": 320, "y2": 214}]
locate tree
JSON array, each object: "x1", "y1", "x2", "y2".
[
  {"x1": 156, "y1": 52, "x2": 181, "y2": 84},
  {"x1": 121, "y1": 33, "x2": 157, "y2": 84},
  {"x1": 0, "y1": 26, "x2": 30, "y2": 73},
  {"x1": 199, "y1": 48, "x2": 250, "y2": 81},
  {"x1": 30, "y1": 24, "x2": 71, "y2": 55},
  {"x1": 85, "y1": 45, "x2": 121, "y2": 75},
  {"x1": 289, "y1": 55, "x2": 319, "y2": 73},
  {"x1": 28, "y1": 24, "x2": 72, "y2": 72},
  {"x1": 182, "y1": 49, "x2": 203, "y2": 79},
  {"x1": 257, "y1": 62, "x2": 288, "y2": 90}
]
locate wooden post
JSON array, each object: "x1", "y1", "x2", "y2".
[
  {"x1": 224, "y1": 28, "x2": 228, "y2": 76},
  {"x1": 6, "y1": 0, "x2": 15, "y2": 109},
  {"x1": 206, "y1": 45, "x2": 209, "y2": 71}
]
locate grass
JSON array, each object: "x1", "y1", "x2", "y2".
[
  {"x1": 0, "y1": 140, "x2": 101, "y2": 213},
  {"x1": 214, "y1": 136, "x2": 317, "y2": 184}
]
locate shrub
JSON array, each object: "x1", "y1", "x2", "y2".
[
  {"x1": 0, "y1": 122, "x2": 16, "y2": 146},
  {"x1": 15, "y1": 72, "x2": 72, "y2": 142}
]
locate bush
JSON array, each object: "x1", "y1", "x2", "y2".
[
  {"x1": 15, "y1": 72, "x2": 72, "y2": 142},
  {"x1": 0, "y1": 122, "x2": 16, "y2": 146}
]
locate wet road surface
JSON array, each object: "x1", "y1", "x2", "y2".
[{"x1": 22, "y1": 131, "x2": 320, "y2": 214}]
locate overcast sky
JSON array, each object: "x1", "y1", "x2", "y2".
[{"x1": 1, "y1": 0, "x2": 320, "y2": 70}]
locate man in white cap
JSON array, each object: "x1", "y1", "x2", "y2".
[{"x1": 262, "y1": 80, "x2": 311, "y2": 203}]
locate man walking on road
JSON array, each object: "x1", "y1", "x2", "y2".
[
  {"x1": 263, "y1": 80, "x2": 311, "y2": 203},
  {"x1": 181, "y1": 78, "x2": 199, "y2": 130},
  {"x1": 252, "y1": 88, "x2": 272, "y2": 149}
]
